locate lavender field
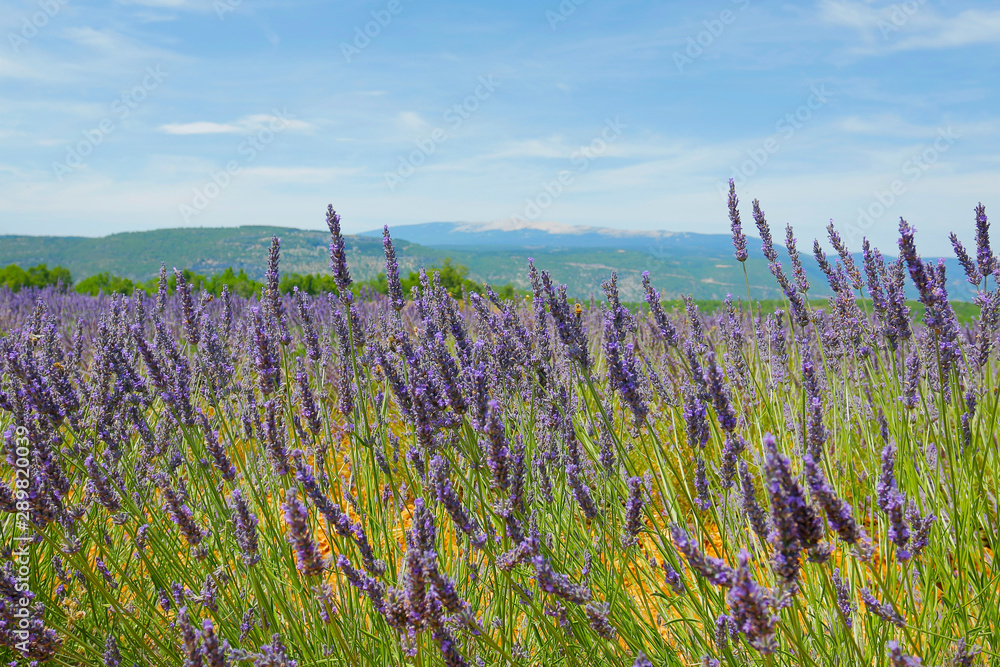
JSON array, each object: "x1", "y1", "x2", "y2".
[{"x1": 0, "y1": 190, "x2": 996, "y2": 666}]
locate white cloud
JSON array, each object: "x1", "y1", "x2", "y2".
[
  {"x1": 159, "y1": 114, "x2": 313, "y2": 135},
  {"x1": 396, "y1": 111, "x2": 429, "y2": 132},
  {"x1": 818, "y1": 1, "x2": 1000, "y2": 54},
  {"x1": 159, "y1": 121, "x2": 243, "y2": 135},
  {"x1": 240, "y1": 166, "x2": 364, "y2": 182}
]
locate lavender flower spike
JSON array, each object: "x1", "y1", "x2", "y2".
[
  {"x1": 383, "y1": 225, "x2": 405, "y2": 311},
  {"x1": 728, "y1": 179, "x2": 748, "y2": 262},
  {"x1": 326, "y1": 204, "x2": 352, "y2": 297},
  {"x1": 726, "y1": 550, "x2": 778, "y2": 654},
  {"x1": 670, "y1": 523, "x2": 735, "y2": 587},
  {"x1": 282, "y1": 488, "x2": 327, "y2": 577}
]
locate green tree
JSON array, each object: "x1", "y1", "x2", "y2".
[
  {"x1": 75, "y1": 273, "x2": 137, "y2": 295},
  {"x1": 0, "y1": 263, "x2": 73, "y2": 291}
]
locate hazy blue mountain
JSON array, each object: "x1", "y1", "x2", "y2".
[
  {"x1": 0, "y1": 221, "x2": 979, "y2": 302},
  {"x1": 358, "y1": 220, "x2": 737, "y2": 255}
]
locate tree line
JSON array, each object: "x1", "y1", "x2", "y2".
[{"x1": 0, "y1": 259, "x2": 520, "y2": 300}]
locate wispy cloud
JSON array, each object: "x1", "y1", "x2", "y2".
[
  {"x1": 159, "y1": 114, "x2": 313, "y2": 135},
  {"x1": 819, "y1": 1, "x2": 1000, "y2": 54}
]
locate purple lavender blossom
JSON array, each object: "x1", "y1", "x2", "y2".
[
  {"x1": 250, "y1": 307, "x2": 281, "y2": 396},
  {"x1": 430, "y1": 455, "x2": 487, "y2": 548},
  {"x1": 950, "y1": 233, "x2": 982, "y2": 287},
  {"x1": 694, "y1": 457, "x2": 712, "y2": 511},
  {"x1": 264, "y1": 235, "x2": 291, "y2": 345},
  {"x1": 887, "y1": 641, "x2": 923, "y2": 667},
  {"x1": 603, "y1": 312, "x2": 648, "y2": 427},
  {"x1": 728, "y1": 180, "x2": 748, "y2": 262},
  {"x1": 201, "y1": 618, "x2": 229, "y2": 667},
  {"x1": 174, "y1": 268, "x2": 199, "y2": 346},
  {"x1": 832, "y1": 568, "x2": 854, "y2": 628},
  {"x1": 533, "y1": 554, "x2": 591, "y2": 605},
  {"x1": 764, "y1": 434, "x2": 827, "y2": 588},
  {"x1": 952, "y1": 639, "x2": 981, "y2": 666},
  {"x1": 785, "y1": 224, "x2": 810, "y2": 293},
  {"x1": 861, "y1": 587, "x2": 905, "y2": 627},
  {"x1": 726, "y1": 550, "x2": 777, "y2": 654},
  {"x1": 282, "y1": 488, "x2": 327, "y2": 577},
  {"x1": 670, "y1": 523, "x2": 734, "y2": 587},
  {"x1": 739, "y1": 461, "x2": 771, "y2": 545},
  {"x1": 383, "y1": 226, "x2": 406, "y2": 311},
  {"x1": 974, "y1": 203, "x2": 994, "y2": 278},
  {"x1": 682, "y1": 386, "x2": 710, "y2": 449},
  {"x1": 230, "y1": 488, "x2": 260, "y2": 566},
  {"x1": 752, "y1": 199, "x2": 778, "y2": 263},
  {"x1": 633, "y1": 651, "x2": 654, "y2": 667},
  {"x1": 584, "y1": 601, "x2": 617, "y2": 640},
  {"x1": 803, "y1": 454, "x2": 870, "y2": 555},
  {"x1": 294, "y1": 357, "x2": 322, "y2": 436},
  {"x1": 198, "y1": 410, "x2": 237, "y2": 482},
  {"x1": 622, "y1": 476, "x2": 645, "y2": 547},
  {"x1": 326, "y1": 205, "x2": 352, "y2": 297},
  {"x1": 663, "y1": 561, "x2": 685, "y2": 593},
  {"x1": 642, "y1": 272, "x2": 679, "y2": 347},
  {"x1": 177, "y1": 607, "x2": 202, "y2": 667},
  {"x1": 566, "y1": 464, "x2": 601, "y2": 521},
  {"x1": 719, "y1": 433, "x2": 746, "y2": 490},
  {"x1": 877, "y1": 442, "x2": 911, "y2": 561},
  {"x1": 103, "y1": 633, "x2": 121, "y2": 667},
  {"x1": 827, "y1": 221, "x2": 864, "y2": 291},
  {"x1": 160, "y1": 478, "x2": 207, "y2": 550}
]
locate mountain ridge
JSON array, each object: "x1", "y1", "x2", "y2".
[{"x1": 0, "y1": 222, "x2": 978, "y2": 302}]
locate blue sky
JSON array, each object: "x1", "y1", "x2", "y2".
[{"x1": 0, "y1": 0, "x2": 997, "y2": 254}]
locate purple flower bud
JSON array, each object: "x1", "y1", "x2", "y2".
[
  {"x1": 670, "y1": 523, "x2": 734, "y2": 588},
  {"x1": 887, "y1": 640, "x2": 923, "y2": 667},
  {"x1": 326, "y1": 205, "x2": 353, "y2": 297},
  {"x1": 727, "y1": 551, "x2": 777, "y2": 654},
  {"x1": 861, "y1": 587, "x2": 904, "y2": 627},
  {"x1": 103, "y1": 634, "x2": 121, "y2": 667},
  {"x1": 728, "y1": 180, "x2": 748, "y2": 262},
  {"x1": 282, "y1": 488, "x2": 326, "y2": 577},
  {"x1": 832, "y1": 568, "x2": 854, "y2": 628},
  {"x1": 584, "y1": 601, "x2": 616, "y2": 640},
  {"x1": 622, "y1": 476, "x2": 645, "y2": 547},
  {"x1": 383, "y1": 226, "x2": 405, "y2": 311}
]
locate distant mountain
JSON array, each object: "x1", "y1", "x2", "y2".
[
  {"x1": 358, "y1": 219, "x2": 736, "y2": 255},
  {"x1": 0, "y1": 222, "x2": 978, "y2": 302}
]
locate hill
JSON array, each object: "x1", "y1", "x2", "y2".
[{"x1": 0, "y1": 222, "x2": 980, "y2": 302}]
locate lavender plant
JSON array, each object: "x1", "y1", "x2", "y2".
[{"x1": 0, "y1": 196, "x2": 995, "y2": 666}]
